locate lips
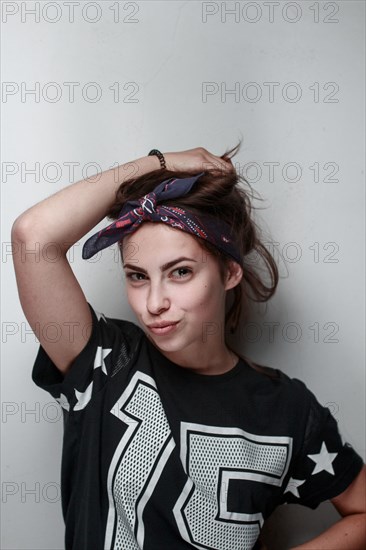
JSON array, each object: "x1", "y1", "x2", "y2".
[
  {"x1": 146, "y1": 320, "x2": 180, "y2": 336},
  {"x1": 147, "y1": 321, "x2": 179, "y2": 329}
]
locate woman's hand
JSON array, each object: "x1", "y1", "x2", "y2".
[{"x1": 164, "y1": 147, "x2": 234, "y2": 174}]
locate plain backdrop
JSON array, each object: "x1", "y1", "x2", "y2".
[{"x1": 1, "y1": 1, "x2": 365, "y2": 548}]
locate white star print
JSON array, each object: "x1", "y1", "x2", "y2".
[
  {"x1": 55, "y1": 392, "x2": 70, "y2": 411},
  {"x1": 284, "y1": 477, "x2": 306, "y2": 498},
  {"x1": 94, "y1": 345, "x2": 112, "y2": 375},
  {"x1": 307, "y1": 442, "x2": 338, "y2": 475},
  {"x1": 74, "y1": 381, "x2": 93, "y2": 411},
  {"x1": 95, "y1": 310, "x2": 107, "y2": 323},
  {"x1": 72, "y1": 346, "x2": 111, "y2": 411}
]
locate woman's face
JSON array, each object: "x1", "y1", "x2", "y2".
[{"x1": 122, "y1": 222, "x2": 241, "y2": 363}]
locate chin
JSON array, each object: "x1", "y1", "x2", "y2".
[{"x1": 145, "y1": 332, "x2": 186, "y2": 355}]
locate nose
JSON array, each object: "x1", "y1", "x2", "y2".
[{"x1": 146, "y1": 281, "x2": 170, "y2": 315}]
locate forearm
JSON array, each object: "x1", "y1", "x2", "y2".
[
  {"x1": 12, "y1": 155, "x2": 160, "y2": 253},
  {"x1": 290, "y1": 513, "x2": 366, "y2": 550}
]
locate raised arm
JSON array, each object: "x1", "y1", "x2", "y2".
[{"x1": 11, "y1": 148, "x2": 232, "y2": 375}]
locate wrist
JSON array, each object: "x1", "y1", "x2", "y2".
[
  {"x1": 163, "y1": 152, "x2": 173, "y2": 171},
  {"x1": 148, "y1": 149, "x2": 167, "y2": 170}
]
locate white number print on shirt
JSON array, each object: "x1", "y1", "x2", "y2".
[{"x1": 104, "y1": 372, "x2": 293, "y2": 550}]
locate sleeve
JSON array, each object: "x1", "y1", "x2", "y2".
[
  {"x1": 281, "y1": 380, "x2": 364, "y2": 510},
  {"x1": 31, "y1": 302, "x2": 142, "y2": 414}
]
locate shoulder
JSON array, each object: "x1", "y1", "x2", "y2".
[
  {"x1": 95, "y1": 308, "x2": 144, "y2": 339},
  {"x1": 88, "y1": 304, "x2": 146, "y2": 365},
  {"x1": 240, "y1": 355, "x2": 320, "y2": 415},
  {"x1": 242, "y1": 354, "x2": 310, "y2": 393}
]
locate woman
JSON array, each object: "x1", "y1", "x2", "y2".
[{"x1": 11, "y1": 145, "x2": 365, "y2": 549}]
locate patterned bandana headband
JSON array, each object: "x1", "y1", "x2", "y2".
[{"x1": 82, "y1": 172, "x2": 243, "y2": 265}]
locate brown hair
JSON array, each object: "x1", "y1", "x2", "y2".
[{"x1": 106, "y1": 141, "x2": 279, "y2": 337}]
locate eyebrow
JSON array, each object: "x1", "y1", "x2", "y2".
[{"x1": 123, "y1": 256, "x2": 197, "y2": 274}]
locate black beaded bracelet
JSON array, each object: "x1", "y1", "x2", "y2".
[{"x1": 148, "y1": 149, "x2": 166, "y2": 170}]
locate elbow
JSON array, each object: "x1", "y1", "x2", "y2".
[
  {"x1": 11, "y1": 215, "x2": 36, "y2": 242},
  {"x1": 11, "y1": 217, "x2": 25, "y2": 242}
]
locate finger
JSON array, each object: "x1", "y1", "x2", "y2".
[
  {"x1": 207, "y1": 154, "x2": 232, "y2": 171},
  {"x1": 216, "y1": 156, "x2": 235, "y2": 172}
]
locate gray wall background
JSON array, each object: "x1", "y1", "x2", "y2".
[{"x1": 2, "y1": 1, "x2": 365, "y2": 548}]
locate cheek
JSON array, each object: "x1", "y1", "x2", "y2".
[
  {"x1": 178, "y1": 283, "x2": 217, "y2": 310},
  {"x1": 126, "y1": 288, "x2": 144, "y2": 313}
]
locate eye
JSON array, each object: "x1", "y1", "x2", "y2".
[
  {"x1": 171, "y1": 267, "x2": 192, "y2": 279},
  {"x1": 125, "y1": 272, "x2": 146, "y2": 281}
]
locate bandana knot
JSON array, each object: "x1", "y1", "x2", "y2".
[{"x1": 137, "y1": 193, "x2": 157, "y2": 216}]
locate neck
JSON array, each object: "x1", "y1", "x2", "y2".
[{"x1": 153, "y1": 341, "x2": 239, "y2": 376}]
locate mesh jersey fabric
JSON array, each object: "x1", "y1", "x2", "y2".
[{"x1": 31, "y1": 302, "x2": 364, "y2": 550}]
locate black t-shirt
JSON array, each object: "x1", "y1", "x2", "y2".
[{"x1": 32, "y1": 302, "x2": 364, "y2": 550}]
